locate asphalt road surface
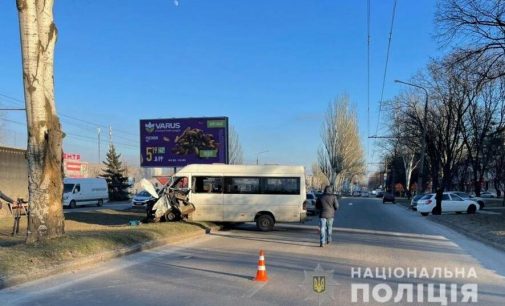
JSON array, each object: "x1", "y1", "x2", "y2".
[
  {"x1": 63, "y1": 200, "x2": 133, "y2": 213},
  {"x1": 2, "y1": 197, "x2": 505, "y2": 306}
]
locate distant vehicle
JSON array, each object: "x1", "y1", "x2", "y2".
[
  {"x1": 351, "y1": 190, "x2": 361, "y2": 197},
  {"x1": 479, "y1": 191, "x2": 497, "y2": 198},
  {"x1": 63, "y1": 178, "x2": 109, "y2": 208},
  {"x1": 383, "y1": 192, "x2": 395, "y2": 204},
  {"x1": 361, "y1": 191, "x2": 370, "y2": 197},
  {"x1": 417, "y1": 192, "x2": 479, "y2": 216},
  {"x1": 165, "y1": 164, "x2": 307, "y2": 231},
  {"x1": 132, "y1": 190, "x2": 155, "y2": 208},
  {"x1": 449, "y1": 191, "x2": 485, "y2": 209},
  {"x1": 305, "y1": 193, "x2": 317, "y2": 215},
  {"x1": 410, "y1": 194, "x2": 425, "y2": 210},
  {"x1": 372, "y1": 188, "x2": 384, "y2": 197}
]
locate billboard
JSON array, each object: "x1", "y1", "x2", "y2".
[
  {"x1": 140, "y1": 117, "x2": 228, "y2": 167},
  {"x1": 63, "y1": 153, "x2": 87, "y2": 178}
]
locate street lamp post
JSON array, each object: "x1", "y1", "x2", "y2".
[
  {"x1": 256, "y1": 150, "x2": 269, "y2": 165},
  {"x1": 394, "y1": 79, "x2": 429, "y2": 194}
]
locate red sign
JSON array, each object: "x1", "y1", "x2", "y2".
[
  {"x1": 64, "y1": 153, "x2": 82, "y2": 178},
  {"x1": 63, "y1": 153, "x2": 81, "y2": 161}
]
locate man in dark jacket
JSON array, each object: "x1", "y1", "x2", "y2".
[{"x1": 315, "y1": 185, "x2": 339, "y2": 247}]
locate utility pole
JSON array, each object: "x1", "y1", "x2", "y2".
[
  {"x1": 256, "y1": 150, "x2": 268, "y2": 165},
  {"x1": 97, "y1": 127, "x2": 101, "y2": 164},
  {"x1": 109, "y1": 125, "x2": 113, "y2": 147},
  {"x1": 394, "y1": 80, "x2": 429, "y2": 194}
]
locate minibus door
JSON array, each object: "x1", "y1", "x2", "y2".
[{"x1": 190, "y1": 176, "x2": 224, "y2": 221}]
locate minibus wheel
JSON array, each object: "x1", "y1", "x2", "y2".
[{"x1": 256, "y1": 214, "x2": 274, "y2": 231}]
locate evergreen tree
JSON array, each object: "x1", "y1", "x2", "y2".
[{"x1": 102, "y1": 145, "x2": 130, "y2": 201}]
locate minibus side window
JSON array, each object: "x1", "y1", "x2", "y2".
[
  {"x1": 193, "y1": 176, "x2": 223, "y2": 193},
  {"x1": 261, "y1": 177, "x2": 300, "y2": 195},
  {"x1": 224, "y1": 177, "x2": 260, "y2": 194}
]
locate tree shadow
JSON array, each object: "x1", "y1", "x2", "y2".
[{"x1": 65, "y1": 211, "x2": 144, "y2": 226}]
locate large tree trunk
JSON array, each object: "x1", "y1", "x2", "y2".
[{"x1": 17, "y1": 0, "x2": 65, "y2": 243}]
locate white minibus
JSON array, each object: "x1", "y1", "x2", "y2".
[{"x1": 170, "y1": 164, "x2": 307, "y2": 231}]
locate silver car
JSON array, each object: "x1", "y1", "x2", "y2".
[
  {"x1": 132, "y1": 190, "x2": 154, "y2": 208},
  {"x1": 305, "y1": 193, "x2": 317, "y2": 215}
]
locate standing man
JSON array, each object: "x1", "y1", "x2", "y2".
[{"x1": 316, "y1": 186, "x2": 339, "y2": 247}]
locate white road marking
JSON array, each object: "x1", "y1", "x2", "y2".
[{"x1": 242, "y1": 282, "x2": 267, "y2": 298}]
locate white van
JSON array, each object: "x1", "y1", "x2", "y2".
[
  {"x1": 170, "y1": 164, "x2": 307, "y2": 231},
  {"x1": 63, "y1": 178, "x2": 109, "y2": 208}
]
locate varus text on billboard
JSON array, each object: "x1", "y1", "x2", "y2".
[{"x1": 140, "y1": 117, "x2": 229, "y2": 167}]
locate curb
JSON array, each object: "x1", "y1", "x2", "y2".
[
  {"x1": 426, "y1": 218, "x2": 505, "y2": 254},
  {"x1": 395, "y1": 203, "x2": 505, "y2": 253},
  {"x1": 0, "y1": 224, "x2": 220, "y2": 290}
]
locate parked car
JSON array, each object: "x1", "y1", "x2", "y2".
[
  {"x1": 63, "y1": 178, "x2": 109, "y2": 208},
  {"x1": 372, "y1": 188, "x2": 383, "y2": 196},
  {"x1": 361, "y1": 191, "x2": 370, "y2": 197},
  {"x1": 383, "y1": 192, "x2": 395, "y2": 204},
  {"x1": 351, "y1": 190, "x2": 361, "y2": 197},
  {"x1": 449, "y1": 191, "x2": 485, "y2": 209},
  {"x1": 132, "y1": 190, "x2": 155, "y2": 208},
  {"x1": 479, "y1": 191, "x2": 497, "y2": 198},
  {"x1": 410, "y1": 194, "x2": 425, "y2": 210},
  {"x1": 417, "y1": 192, "x2": 480, "y2": 216},
  {"x1": 305, "y1": 192, "x2": 317, "y2": 215}
]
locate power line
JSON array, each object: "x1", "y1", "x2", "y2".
[
  {"x1": 367, "y1": 0, "x2": 371, "y2": 185},
  {"x1": 0, "y1": 91, "x2": 139, "y2": 138},
  {"x1": 370, "y1": 0, "x2": 398, "y2": 168},
  {"x1": 374, "y1": 0, "x2": 397, "y2": 136},
  {"x1": 0, "y1": 117, "x2": 138, "y2": 149}
]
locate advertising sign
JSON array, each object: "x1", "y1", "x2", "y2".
[
  {"x1": 140, "y1": 117, "x2": 228, "y2": 167},
  {"x1": 63, "y1": 153, "x2": 83, "y2": 178}
]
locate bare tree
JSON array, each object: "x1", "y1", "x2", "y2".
[
  {"x1": 436, "y1": 0, "x2": 505, "y2": 80},
  {"x1": 461, "y1": 76, "x2": 505, "y2": 195},
  {"x1": 384, "y1": 96, "x2": 420, "y2": 193},
  {"x1": 228, "y1": 125, "x2": 243, "y2": 165},
  {"x1": 318, "y1": 95, "x2": 365, "y2": 191},
  {"x1": 310, "y1": 162, "x2": 329, "y2": 191},
  {"x1": 17, "y1": 0, "x2": 65, "y2": 243}
]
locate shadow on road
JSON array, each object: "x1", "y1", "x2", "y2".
[{"x1": 65, "y1": 211, "x2": 144, "y2": 226}]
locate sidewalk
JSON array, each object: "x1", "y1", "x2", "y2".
[
  {"x1": 395, "y1": 199, "x2": 505, "y2": 253},
  {"x1": 0, "y1": 209, "x2": 218, "y2": 289}
]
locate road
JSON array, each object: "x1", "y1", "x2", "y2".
[
  {"x1": 62, "y1": 200, "x2": 133, "y2": 213},
  {"x1": 2, "y1": 197, "x2": 505, "y2": 305}
]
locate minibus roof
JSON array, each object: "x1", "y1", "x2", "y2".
[{"x1": 176, "y1": 164, "x2": 305, "y2": 176}]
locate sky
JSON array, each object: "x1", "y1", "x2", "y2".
[{"x1": 0, "y1": 0, "x2": 442, "y2": 173}]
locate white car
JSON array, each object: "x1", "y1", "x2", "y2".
[
  {"x1": 479, "y1": 191, "x2": 497, "y2": 198},
  {"x1": 449, "y1": 191, "x2": 485, "y2": 209},
  {"x1": 417, "y1": 192, "x2": 480, "y2": 216},
  {"x1": 305, "y1": 193, "x2": 317, "y2": 215}
]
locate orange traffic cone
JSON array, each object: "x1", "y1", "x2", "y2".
[{"x1": 254, "y1": 249, "x2": 268, "y2": 282}]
